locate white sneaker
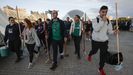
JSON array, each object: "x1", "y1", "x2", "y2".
[
  {"x1": 114, "y1": 63, "x2": 123, "y2": 71},
  {"x1": 28, "y1": 63, "x2": 33, "y2": 69},
  {"x1": 35, "y1": 53, "x2": 39, "y2": 58},
  {"x1": 86, "y1": 38, "x2": 89, "y2": 41}
]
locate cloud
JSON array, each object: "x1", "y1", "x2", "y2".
[
  {"x1": 0, "y1": 0, "x2": 132, "y2": 19},
  {"x1": 101, "y1": 0, "x2": 133, "y2": 17}
]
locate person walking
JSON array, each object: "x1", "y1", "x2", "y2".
[
  {"x1": 22, "y1": 18, "x2": 40, "y2": 69},
  {"x1": 48, "y1": 10, "x2": 67, "y2": 71},
  {"x1": 69, "y1": 15, "x2": 83, "y2": 59},
  {"x1": 4, "y1": 17, "x2": 22, "y2": 63},
  {"x1": 87, "y1": 6, "x2": 118, "y2": 75}
]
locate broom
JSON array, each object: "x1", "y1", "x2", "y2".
[{"x1": 114, "y1": 0, "x2": 123, "y2": 71}]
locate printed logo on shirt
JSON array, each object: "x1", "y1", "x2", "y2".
[
  {"x1": 75, "y1": 27, "x2": 80, "y2": 29},
  {"x1": 38, "y1": 26, "x2": 42, "y2": 29},
  {"x1": 8, "y1": 28, "x2": 13, "y2": 34},
  {"x1": 38, "y1": 27, "x2": 41, "y2": 29}
]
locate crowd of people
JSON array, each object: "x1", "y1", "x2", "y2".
[
  {"x1": 112, "y1": 20, "x2": 132, "y2": 31},
  {"x1": 0, "y1": 5, "x2": 125, "y2": 75}
]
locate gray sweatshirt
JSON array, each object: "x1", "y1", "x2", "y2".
[{"x1": 23, "y1": 28, "x2": 40, "y2": 46}]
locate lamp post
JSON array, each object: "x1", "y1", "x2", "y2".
[
  {"x1": 45, "y1": 10, "x2": 59, "y2": 19},
  {"x1": 45, "y1": 10, "x2": 52, "y2": 19}
]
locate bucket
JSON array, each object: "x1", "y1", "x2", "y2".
[{"x1": 0, "y1": 46, "x2": 9, "y2": 57}]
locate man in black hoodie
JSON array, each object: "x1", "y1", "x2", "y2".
[
  {"x1": 48, "y1": 10, "x2": 67, "y2": 70},
  {"x1": 4, "y1": 17, "x2": 22, "y2": 63}
]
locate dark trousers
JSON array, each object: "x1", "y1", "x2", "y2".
[
  {"x1": 38, "y1": 35, "x2": 46, "y2": 51},
  {"x1": 52, "y1": 40, "x2": 63, "y2": 64},
  {"x1": 73, "y1": 36, "x2": 82, "y2": 57},
  {"x1": 8, "y1": 39, "x2": 21, "y2": 59},
  {"x1": 25, "y1": 43, "x2": 35, "y2": 63},
  {"x1": 89, "y1": 40, "x2": 108, "y2": 69},
  {"x1": 0, "y1": 45, "x2": 5, "y2": 47},
  {"x1": 48, "y1": 38, "x2": 52, "y2": 51}
]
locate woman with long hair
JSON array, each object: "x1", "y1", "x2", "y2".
[{"x1": 22, "y1": 18, "x2": 40, "y2": 69}]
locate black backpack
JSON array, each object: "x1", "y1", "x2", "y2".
[{"x1": 106, "y1": 51, "x2": 123, "y2": 65}]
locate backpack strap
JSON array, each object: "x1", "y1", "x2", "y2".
[
  {"x1": 96, "y1": 17, "x2": 99, "y2": 23},
  {"x1": 90, "y1": 17, "x2": 110, "y2": 34},
  {"x1": 107, "y1": 19, "x2": 109, "y2": 25},
  {"x1": 97, "y1": 17, "x2": 110, "y2": 25}
]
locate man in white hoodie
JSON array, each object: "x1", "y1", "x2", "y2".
[{"x1": 87, "y1": 6, "x2": 118, "y2": 75}]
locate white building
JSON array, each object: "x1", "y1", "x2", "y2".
[{"x1": 0, "y1": 8, "x2": 8, "y2": 34}]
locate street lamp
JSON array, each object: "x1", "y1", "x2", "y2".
[
  {"x1": 45, "y1": 10, "x2": 52, "y2": 19},
  {"x1": 45, "y1": 10, "x2": 59, "y2": 19}
]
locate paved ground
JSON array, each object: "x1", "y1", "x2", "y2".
[{"x1": 0, "y1": 31, "x2": 133, "y2": 75}]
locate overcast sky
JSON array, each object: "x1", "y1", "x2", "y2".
[{"x1": 0, "y1": 0, "x2": 132, "y2": 19}]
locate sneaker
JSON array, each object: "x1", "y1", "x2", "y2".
[
  {"x1": 45, "y1": 58, "x2": 52, "y2": 64},
  {"x1": 35, "y1": 53, "x2": 39, "y2": 58},
  {"x1": 86, "y1": 38, "x2": 89, "y2": 41},
  {"x1": 15, "y1": 58, "x2": 22, "y2": 63},
  {"x1": 64, "y1": 54, "x2": 69, "y2": 57},
  {"x1": 87, "y1": 55, "x2": 92, "y2": 62},
  {"x1": 60, "y1": 55, "x2": 64, "y2": 59},
  {"x1": 28, "y1": 63, "x2": 33, "y2": 69},
  {"x1": 98, "y1": 68, "x2": 106, "y2": 75},
  {"x1": 50, "y1": 64, "x2": 57, "y2": 71},
  {"x1": 77, "y1": 55, "x2": 81, "y2": 60},
  {"x1": 74, "y1": 51, "x2": 77, "y2": 55}
]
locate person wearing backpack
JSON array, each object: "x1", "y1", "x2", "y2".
[{"x1": 87, "y1": 6, "x2": 119, "y2": 75}]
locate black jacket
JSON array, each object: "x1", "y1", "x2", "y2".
[
  {"x1": 35, "y1": 23, "x2": 45, "y2": 37},
  {"x1": 4, "y1": 24, "x2": 21, "y2": 43},
  {"x1": 48, "y1": 18, "x2": 67, "y2": 41},
  {"x1": 64, "y1": 21, "x2": 71, "y2": 30}
]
